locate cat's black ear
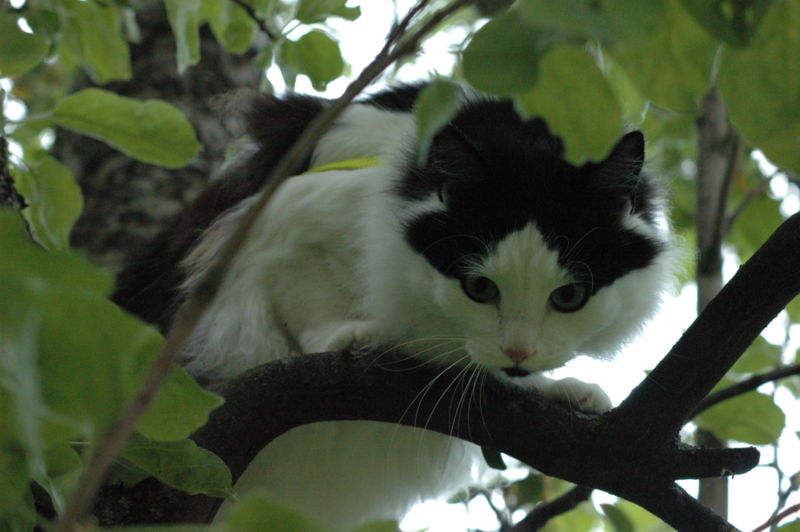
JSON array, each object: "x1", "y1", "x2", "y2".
[
  {"x1": 597, "y1": 131, "x2": 645, "y2": 179},
  {"x1": 427, "y1": 125, "x2": 487, "y2": 202}
]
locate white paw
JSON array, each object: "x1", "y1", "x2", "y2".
[
  {"x1": 523, "y1": 375, "x2": 612, "y2": 414},
  {"x1": 326, "y1": 320, "x2": 378, "y2": 352}
]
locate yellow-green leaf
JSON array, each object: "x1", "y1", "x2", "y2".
[
  {"x1": 719, "y1": 0, "x2": 800, "y2": 174},
  {"x1": 60, "y1": 0, "x2": 131, "y2": 83},
  {"x1": 415, "y1": 79, "x2": 461, "y2": 165},
  {"x1": 228, "y1": 494, "x2": 329, "y2": 532},
  {"x1": 280, "y1": 30, "x2": 344, "y2": 92},
  {"x1": 695, "y1": 391, "x2": 785, "y2": 445},
  {"x1": 0, "y1": 13, "x2": 48, "y2": 76},
  {"x1": 53, "y1": 88, "x2": 201, "y2": 168},
  {"x1": 12, "y1": 155, "x2": 83, "y2": 251},
  {"x1": 165, "y1": 0, "x2": 202, "y2": 74},
  {"x1": 515, "y1": 45, "x2": 623, "y2": 163}
]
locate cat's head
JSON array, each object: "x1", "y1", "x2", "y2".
[{"x1": 374, "y1": 100, "x2": 672, "y2": 376}]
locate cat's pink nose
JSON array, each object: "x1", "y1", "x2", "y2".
[{"x1": 502, "y1": 347, "x2": 531, "y2": 365}]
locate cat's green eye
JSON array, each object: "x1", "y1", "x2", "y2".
[
  {"x1": 549, "y1": 283, "x2": 590, "y2": 312},
  {"x1": 462, "y1": 276, "x2": 500, "y2": 303}
]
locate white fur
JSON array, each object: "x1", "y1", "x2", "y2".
[{"x1": 181, "y1": 104, "x2": 672, "y2": 529}]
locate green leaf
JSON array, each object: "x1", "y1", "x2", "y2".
[
  {"x1": 0, "y1": 13, "x2": 48, "y2": 76},
  {"x1": 296, "y1": 0, "x2": 361, "y2": 24},
  {"x1": 205, "y1": 0, "x2": 257, "y2": 54},
  {"x1": 514, "y1": 473, "x2": 543, "y2": 505},
  {"x1": 548, "y1": 501, "x2": 600, "y2": 531},
  {"x1": 117, "y1": 433, "x2": 233, "y2": 497},
  {"x1": 614, "y1": 500, "x2": 673, "y2": 532},
  {"x1": 228, "y1": 493, "x2": 329, "y2": 532},
  {"x1": 695, "y1": 391, "x2": 785, "y2": 445},
  {"x1": 280, "y1": 30, "x2": 344, "y2": 92},
  {"x1": 53, "y1": 88, "x2": 201, "y2": 168},
  {"x1": 787, "y1": 296, "x2": 800, "y2": 324},
  {"x1": 462, "y1": 10, "x2": 544, "y2": 95},
  {"x1": 609, "y1": 1, "x2": 717, "y2": 112},
  {"x1": 349, "y1": 521, "x2": 400, "y2": 532},
  {"x1": 678, "y1": 0, "x2": 776, "y2": 46},
  {"x1": 59, "y1": 0, "x2": 132, "y2": 82},
  {"x1": 12, "y1": 155, "x2": 83, "y2": 251},
  {"x1": 602, "y1": 503, "x2": 634, "y2": 532},
  {"x1": 778, "y1": 519, "x2": 800, "y2": 532},
  {"x1": 731, "y1": 336, "x2": 782, "y2": 375},
  {"x1": 414, "y1": 79, "x2": 461, "y2": 165},
  {"x1": 518, "y1": 0, "x2": 666, "y2": 42},
  {"x1": 138, "y1": 365, "x2": 223, "y2": 442},
  {"x1": 165, "y1": 0, "x2": 202, "y2": 74},
  {"x1": 719, "y1": 0, "x2": 800, "y2": 174},
  {"x1": 728, "y1": 194, "x2": 785, "y2": 261},
  {"x1": 515, "y1": 45, "x2": 623, "y2": 163}
]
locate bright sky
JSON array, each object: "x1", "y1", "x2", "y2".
[{"x1": 276, "y1": 3, "x2": 800, "y2": 531}]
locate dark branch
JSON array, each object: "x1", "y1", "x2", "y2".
[
  {"x1": 510, "y1": 486, "x2": 593, "y2": 532},
  {"x1": 94, "y1": 194, "x2": 800, "y2": 531},
  {"x1": 691, "y1": 364, "x2": 800, "y2": 418}
]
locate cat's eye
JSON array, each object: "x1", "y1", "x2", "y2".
[
  {"x1": 549, "y1": 283, "x2": 590, "y2": 312},
  {"x1": 462, "y1": 276, "x2": 500, "y2": 303}
]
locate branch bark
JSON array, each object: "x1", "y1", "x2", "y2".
[{"x1": 91, "y1": 210, "x2": 800, "y2": 531}]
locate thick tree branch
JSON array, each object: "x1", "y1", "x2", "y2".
[
  {"x1": 612, "y1": 211, "x2": 800, "y2": 441},
  {"x1": 93, "y1": 212, "x2": 800, "y2": 531}
]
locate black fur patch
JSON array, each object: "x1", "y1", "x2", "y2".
[{"x1": 399, "y1": 99, "x2": 663, "y2": 292}]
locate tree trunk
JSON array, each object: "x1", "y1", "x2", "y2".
[{"x1": 57, "y1": 0, "x2": 263, "y2": 273}]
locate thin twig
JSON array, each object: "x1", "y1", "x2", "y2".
[
  {"x1": 228, "y1": 0, "x2": 277, "y2": 41},
  {"x1": 725, "y1": 172, "x2": 774, "y2": 236},
  {"x1": 690, "y1": 364, "x2": 800, "y2": 418},
  {"x1": 752, "y1": 502, "x2": 800, "y2": 532},
  {"x1": 510, "y1": 486, "x2": 593, "y2": 532},
  {"x1": 52, "y1": 1, "x2": 472, "y2": 530}
]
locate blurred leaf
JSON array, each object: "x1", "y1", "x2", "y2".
[
  {"x1": 205, "y1": 0, "x2": 257, "y2": 54},
  {"x1": 59, "y1": 0, "x2": 132, "y2": 82},
  {"x1": 296, "y1": 0, "x2": 361, "y2": 24},
  {"x1": 610, "y1": 1, "x2": 717, "y2": 112},
  {"x1": 475, "y1": 0, "x2": 514, "y2": 17},
  {"x1": 349, "y1": 521, "x2": 400, "y2": 532},
  {"x1": 695, "y1": 391, "x2": 785, "y2": 445},
  {"x1": 117, "y1": 433, "x2": 233, "y2": 497},
  {"x1": 0, "y1": 13, "x2": 48, "y2": 76},
  {"x1": 614, "y1": 500, "x2": 673, "y2": 531},
  {"x1": 138, "y1": 365, "x2": 223, "y2": 442},
  {"x1": 728, "y1": 194, "x2": 784, "y2": 261},
  {"x1": 165, "y1": 0, "x2": 202, "y2": 74},
  {"x1": 518, "y1": 0, "x2": 666, "y2": 42},
  {"x1": 547, "y1": 501, "x2": 600, "y2": 531},
  {"x1": 415, "y1": 80, "x2": 461, "y2": 165},
  {"x1": 280, "y1": 30, "x2": 344, "y2": 92},
  {"x1": 515, "y1": 45, "x2": 622, "y2": 163},
  {"x1": 53, "y1": 88, "x2": 201, "y2": 168},
  {"x1": 462, "y1": 11, "x2": 546, "y2": 95},
  {"x1": 228, "y1": 493, "x2": 329, "y2": 532},
  {"x1": 12, "y1": 155, "x2": 83, "y2": 251},
  {"x1": 787, "y1": 296, "x2": 800, "y2": 324},
  {"x1": 778, "y1": 519, "x2": 800, "y2": 531},
  {"x1": 679, "y1": 0, "x2": 777, "y2": 46},
  {"x1": 602, "y1": 503, "x2": 634, "y2": 532},
  {"x1": 515, "y1": 473, "x2": 543, "y2": 505},
  {"x1": 719, "y1": 0, "x2": 800, "y2": 174},
  {"x1": 731, "y1": 336, "x2": 783, "y2": 374}
]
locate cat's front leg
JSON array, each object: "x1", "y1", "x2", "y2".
[
  {"x1": 521, "y1": 374, "x2": 613, "y2": 414},
  {"x1": 299, "y1": 320, "x2": 379, "y2": 353}
]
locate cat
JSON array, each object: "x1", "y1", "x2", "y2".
[{"x1": 113, "y1": 84, "x2": 673, "y2": 530}]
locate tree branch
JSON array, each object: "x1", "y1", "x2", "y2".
[{"x1": 92, "y1": 210, "x2": 800, "y2": 531}]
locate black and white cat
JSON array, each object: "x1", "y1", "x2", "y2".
[{"x1": 114, "y1": 84, "x2": 673, "y2": 530}]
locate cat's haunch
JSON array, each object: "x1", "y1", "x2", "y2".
[{"x1": 113, "y1": 84, "x2": 674, "y2": 530}]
